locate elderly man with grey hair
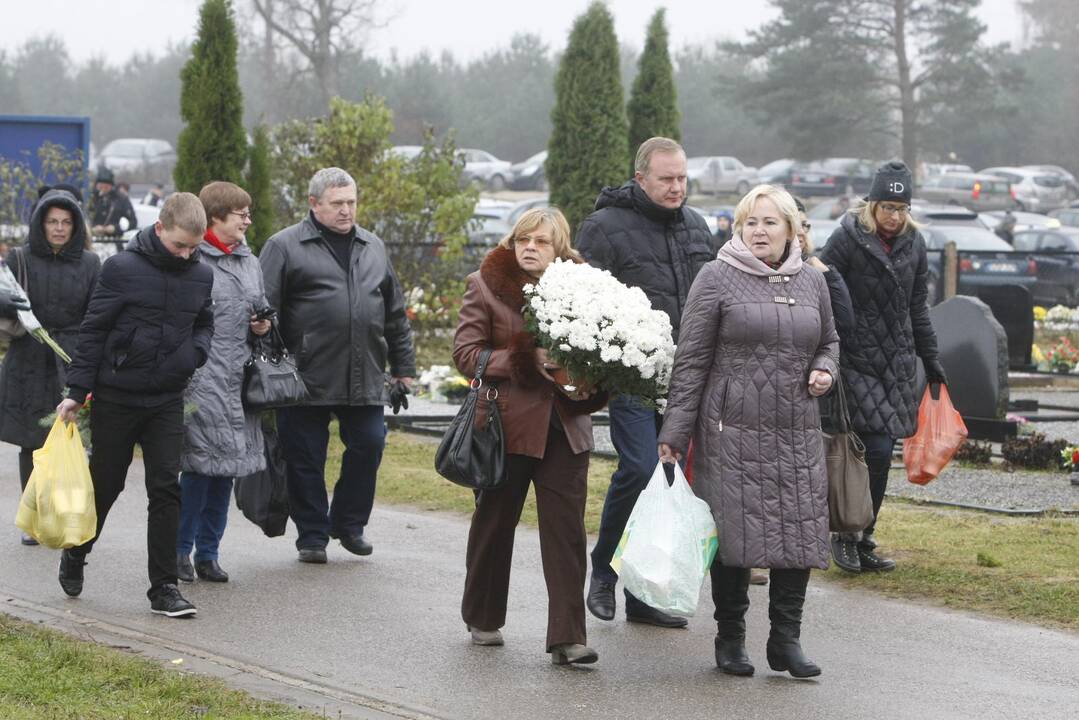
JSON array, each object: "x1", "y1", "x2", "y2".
[{"x1": 260, "y1": 167, "x2": 416, "y2": 564}]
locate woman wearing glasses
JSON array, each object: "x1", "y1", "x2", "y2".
[
  {"x1": 817, "y1": 161, "x2": 947, "y2": 573},
  {"x1": 175, "y1": 182, "x2": 271, "y2": 583},
  {"x1": 0, "y1": 189, "x2": 101, "y2": 545}
]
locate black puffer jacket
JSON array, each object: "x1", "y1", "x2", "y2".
[
  {"x1": 66, "y1": 226, "x2": 214, "y2": 406},
  {"x1": 818, "y1": 212, "x2": 940, "y2": 438},
  {"x1": 575, "y1": 181, "x2": 715, "y2": 342},
  {"x1": 259, "y1": 213, "x2": 416, "y2": 406},
  {"x1": 0, "y1": 190, "x2": 100, "y2": 448}
]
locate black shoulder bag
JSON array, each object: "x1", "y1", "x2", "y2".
[
  {"x1": 242, "y1": 323, "x2": 309, "y2": 411},
  {"x1": 434, "y1": 349, "x2": 506, "y2": 490}
]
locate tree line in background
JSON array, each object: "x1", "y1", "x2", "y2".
[{"x1": 1, "y1": 0, "x2": 1076, "y2": 181}]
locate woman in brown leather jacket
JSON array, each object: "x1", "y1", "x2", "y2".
[{"x1": 452, "y1": 207, "x2": 607, "y2": 666}]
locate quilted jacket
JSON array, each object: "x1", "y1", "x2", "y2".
[
  {"x1": 658, "y1": 238, "x2": 839, "y2": 569},
  {"x1": 818, "y1": 213, "x2": 940, "y2": 438}
]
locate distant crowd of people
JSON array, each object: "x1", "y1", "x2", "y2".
[{"x1": 4, "y1": 139, "x2": 944, "y2": 676}]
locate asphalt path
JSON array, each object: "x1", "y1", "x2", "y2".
[{"x1": 1, "y1": 442, "x2": 1076, "y2": 719}]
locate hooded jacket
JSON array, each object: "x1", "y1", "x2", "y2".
[
  {"x1": 0, "y1": 190, "x2": 100, "y2": 448},
  {"x1": 575, "y1": 181, "x2": 715, "y2": 343},
  {"x1": 817, "y1": 212, "x2": 940, "y2": 438},
  {"x1": 658, "y1": 237, "x2": 839, "y2": 569},
  {"x1": 65, "y1": 225, "x2": 214, "y2": 406}
]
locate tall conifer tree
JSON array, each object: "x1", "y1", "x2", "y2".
[
  {"x1": 245, "y1": 124, "x2": 274, "y2": 253},
  {"x1": 627, "y1": 9, "x2": 680, "y2": 172}
]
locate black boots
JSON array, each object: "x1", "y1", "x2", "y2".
[
  {"x1": 830, "y1": 533, "x2": 861, "y2": 573},
  {"x1": 766, "y1": 568, "x2": 821, "y2": 678},
  {"x1": 857, "y1": 533, "x2": 896, "y2": 572},
  {"x1": 710, "y1": 564, "x2": 754, "y2": 676}
]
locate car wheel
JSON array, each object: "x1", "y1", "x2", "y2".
[
  {"x1": 736, "y1": 180, "x2": 750, "y2": 196},
  {"x1": 488, "y1": 174, "x2": 506, "y2": 192}
]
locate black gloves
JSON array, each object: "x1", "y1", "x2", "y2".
[
  {"x1": 925, "y1": 357, "x2": 948, "y2": 386},
  {"x1": 388, "y1": 380, "x2": 411, "y2": 415},
  {"x1": 0, "y1": 289, "x2": 30, "y2": 320}
]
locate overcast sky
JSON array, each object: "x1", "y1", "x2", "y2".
[{"x1": 0, "y1": 0, "x2": 1025, "y2": 66}]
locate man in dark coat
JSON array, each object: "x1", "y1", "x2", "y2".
[
  {"x1": 56, "y1": 192, "x2": 214, "y2": 618},
  {"x1": 89, "y1": 167, "x2": 138, "y2": 238},
  {"x1": 260, "y1": 167, "x2": 416, "y2": 564},
  {"x1": 575, "y1": 137, "x2": 716, "y2": 628}
]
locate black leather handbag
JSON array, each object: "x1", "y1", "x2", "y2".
[
  {"x1": 242, "y1": 324, "x2": 309, "y2": 411},
  {"x1": 434, "y1": 349, "x2": 506, "y2": 490}
]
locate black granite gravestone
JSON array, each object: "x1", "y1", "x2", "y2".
[
  {"x1": 970, "y1": 285, "x2": 1034, "y2": 370},
  {"x1": 923, "y1": 296, "x2": 1009, "y2": 423}
]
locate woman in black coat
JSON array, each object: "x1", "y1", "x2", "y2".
[
  {"x1": 0, "y1": 189, "x2": 100, "y2": 545},
  {"x1": 817, "y1": 162, "x2": 946, "y2": 573}
]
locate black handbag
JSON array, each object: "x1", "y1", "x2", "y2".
[
  {"x1": 242, "y1": 323, "x2": 309, "y2": 411},
  {"x1": 434, "y1": 349, "x2": 507, "y2": 490},
  {"x1": 233, "y1": 418, "x2": 289, "y2": 537},
  {"x1": 822, "y1": 375, "x2": 874, "y2": 533}
]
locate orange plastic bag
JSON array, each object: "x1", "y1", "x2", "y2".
[{"x1": 903, "y1": 384, "x2": 968, "y2": 485}]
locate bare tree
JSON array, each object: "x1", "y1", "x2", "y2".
[{"x1": 250, "y1": 0, "x2": 388, "y2": 105}]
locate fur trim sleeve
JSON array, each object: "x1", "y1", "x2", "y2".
[{"x1": 507, "y1": 331, "x2": 545, "y2": 388}]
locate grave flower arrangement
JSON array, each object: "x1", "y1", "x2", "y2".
[
  {"x1": 522, "y1": 260, "x2": 676, "y2": 408},
  {"x1": 1043, "y1": 336, "x2": 1079, "y2": 373},
  {"x1": 1060, "y1": 445, "x2": 1079, "y2": 472}
]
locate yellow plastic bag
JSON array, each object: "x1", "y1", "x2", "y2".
[{"x1": 15, "y1": 417, "x2": 96, "y2": 549}]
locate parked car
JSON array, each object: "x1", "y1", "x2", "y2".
[
  {"x1": 1012, "y1": 227, "x2": 1079, "y2": 306},
  {"x1": 686, "y1": 156, "x2": 759, "y2": 196},
  {"x1": 922, "y1": 225, "x2": 1036, "y2": 305},
  {"x1": 99, "y1": 138, "x2": 177, "y2": 182},
  {"x1": 509, "y1": 150, "x2": 547, "y2": 191},
  {"x1": 910, "y1": 203, "x2": 985, "y2": 227},
  {"x1": 459, "y1": 148, "x2": 513, "y2": 191},
  {"x1": 1048, "y1": 207, "x2": 1079, "y2": 228},
  {"x1": 789, "y1": 158, "x2": 875, "y2": 197},
  {"x1": 389, "y1": 145, "x2": 423, "y2": 160},
  {"x1": 980, "y1": 166, "x2": 1068, "y2": 212},
  {"x1": 807, "y1": 195, "x2": 859, "y2": 221},
  {"x1": 758, "y1": 158, "x2": 796, "y2": 187},
  {"x1": 917, "y1": 172, "x2": 1018, "y2": 212},
  {"x1": 1023, "y1": 164, "x2": 1079, "y2": 200},
  {"x1": 982, "y1": 210, "x2": 1059, "y2": 234},
  {"x1": 924, "y1": 163, "x2": 974, "y2": 177}
]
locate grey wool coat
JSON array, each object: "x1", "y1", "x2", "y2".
[
  {"x1": 180, "y1": 240, "x2": 267, "y2": 478},
  {"x1": 658, "y1": 237, "x2": 840, "y2": 570}
]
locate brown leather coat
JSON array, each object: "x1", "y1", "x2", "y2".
[{"x1": 453, "y1": 247, "x2": 607, "y2": 459}]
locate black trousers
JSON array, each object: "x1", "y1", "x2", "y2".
[
  {"x1": 18, "y1": 447, "x2": 33, "y2": 492},
  {"x1": 72, "y1": 397, "x2": 184, "y2": 596}
]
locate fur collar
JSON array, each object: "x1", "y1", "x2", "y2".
[{"x1": 479, "y1": 245, "x2": 542, "y2": 311}]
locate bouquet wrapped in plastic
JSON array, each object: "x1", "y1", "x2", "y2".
[{"x1": 0, "y1": 255, "x2": 72, "y2": 362}]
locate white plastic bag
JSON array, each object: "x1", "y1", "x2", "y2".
[{"x1": 610, "y1": 461, "x2": 719, "y2": 618}]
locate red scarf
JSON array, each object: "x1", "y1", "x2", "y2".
[{"x1": 203, "y1": 228, "x2": 234, "y2": 254}]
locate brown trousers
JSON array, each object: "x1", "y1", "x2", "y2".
[{"x1": 461, "y1": 426, "x2": 589, "y2": 651}]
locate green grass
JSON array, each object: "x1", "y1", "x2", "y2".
[
  {"x1": 355, "y1": 432, "x2": 1079, "y2": 631},
  {"x1": 0, "y1": 614, "x2": 323, "y2": 719}
]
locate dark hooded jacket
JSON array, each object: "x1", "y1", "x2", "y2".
[
  {"x1": 818, "y1": 212, "x2": 940, "y2": 438},
  {"x1": 575, "y1": 181, "x2": 715, "y2": 343},
  {"x1": 65, "y1": 226, "x2": 214, "y2": 406},
  {"x1": 0, "y1": 190, "x2": 100, "y2": 448}
]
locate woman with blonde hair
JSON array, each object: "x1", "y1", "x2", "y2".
[
  {"x1": 452, "y1": 207, "x2": 607, "y2": 666},
  {"x1": 658, "y1": 184, "x2": 838, "y2": 678},
  {"x1": 818, "y1": 161, "x2": 946, "y2": 574}
]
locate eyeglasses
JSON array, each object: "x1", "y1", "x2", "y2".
[
  {"x1": 515, "y1": 236, "x2": 552, "y2": 248},
  {"x1": 801, "y1": 222, "x2": 812, "y2": 232},
  {"x1": 45, "y1": 219, "x2": 74, "y2": 229},
  {"x1": 878, "y1": 203, "x2": 910, "y2": 216},
  {"x1": 229, "y1": 211, "x2": 253, "y2": 221}
]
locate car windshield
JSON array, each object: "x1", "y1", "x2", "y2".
[
  {"x1": 926, "y1": 227, "x2": 1013, "y2": 251},
  {"x1": 103, "y1": 141, "x2": 145, "y2": 158},
  {"x1": 759, "y1": 159, "x2": 792, "y2": 175}
]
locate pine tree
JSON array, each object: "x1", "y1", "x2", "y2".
[
  {"x1": 547, "y1": 1, "x2": 628, "y2": 232},
  {"x1": 173, "y1": 0, "x2": 246, "y2": 193},
  {"x1": 245, "y1": 124, "x2": 275, "y2": 254},
  {"x1": 627, "y1": 9, "x2": 680, "y2": 172}
]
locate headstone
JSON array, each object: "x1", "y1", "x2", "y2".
[
  {"x1": 925, "y1": 296, "x2": 1009, "y2": 421},
  {"x1": 969, "y1": 285, "x2": 1034, "y2": 370}
]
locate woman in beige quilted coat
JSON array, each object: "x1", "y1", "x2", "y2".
[{"x1": 658, "y1": 184, "x2": 839, "y2": 679}]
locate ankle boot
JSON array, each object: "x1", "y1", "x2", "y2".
[
  {"x1": 710, "y1": 563, "x2": 754, "y2": 676},
  {"x1": 766, "y1": 568, "x2": 820, "y2": 678}
]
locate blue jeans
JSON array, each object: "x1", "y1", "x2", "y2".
[
  {"x1": 590, "y1": 395, "x2": 668, "y2": 583},
  {"x1": 177, "y1": 472, "x2": 233, "y2": 562},
  {"x1": 860, "y1": 434, "x2": 896, "y2": 537},
  {"x1": 277, "y1": 404, "x2": 386, "y2": 550}
]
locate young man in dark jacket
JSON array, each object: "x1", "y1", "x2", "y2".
[
  {"x1": 576, "y1": 137, "x2": 716, "y2": 629},
  {"x1": 56, "y1": 192, "x2": 214, "y2": 618},
  {"x1": 259, "y1": 167, "x2": 415, "y2": 565}
]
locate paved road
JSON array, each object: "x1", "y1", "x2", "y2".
[{"x1": 1, "y1": 443, "x2": 1077, "y2": 719}]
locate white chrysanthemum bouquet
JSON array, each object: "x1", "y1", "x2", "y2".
[{"x1": 522, "y1": 260, "x2": 675, "y2": 407}]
